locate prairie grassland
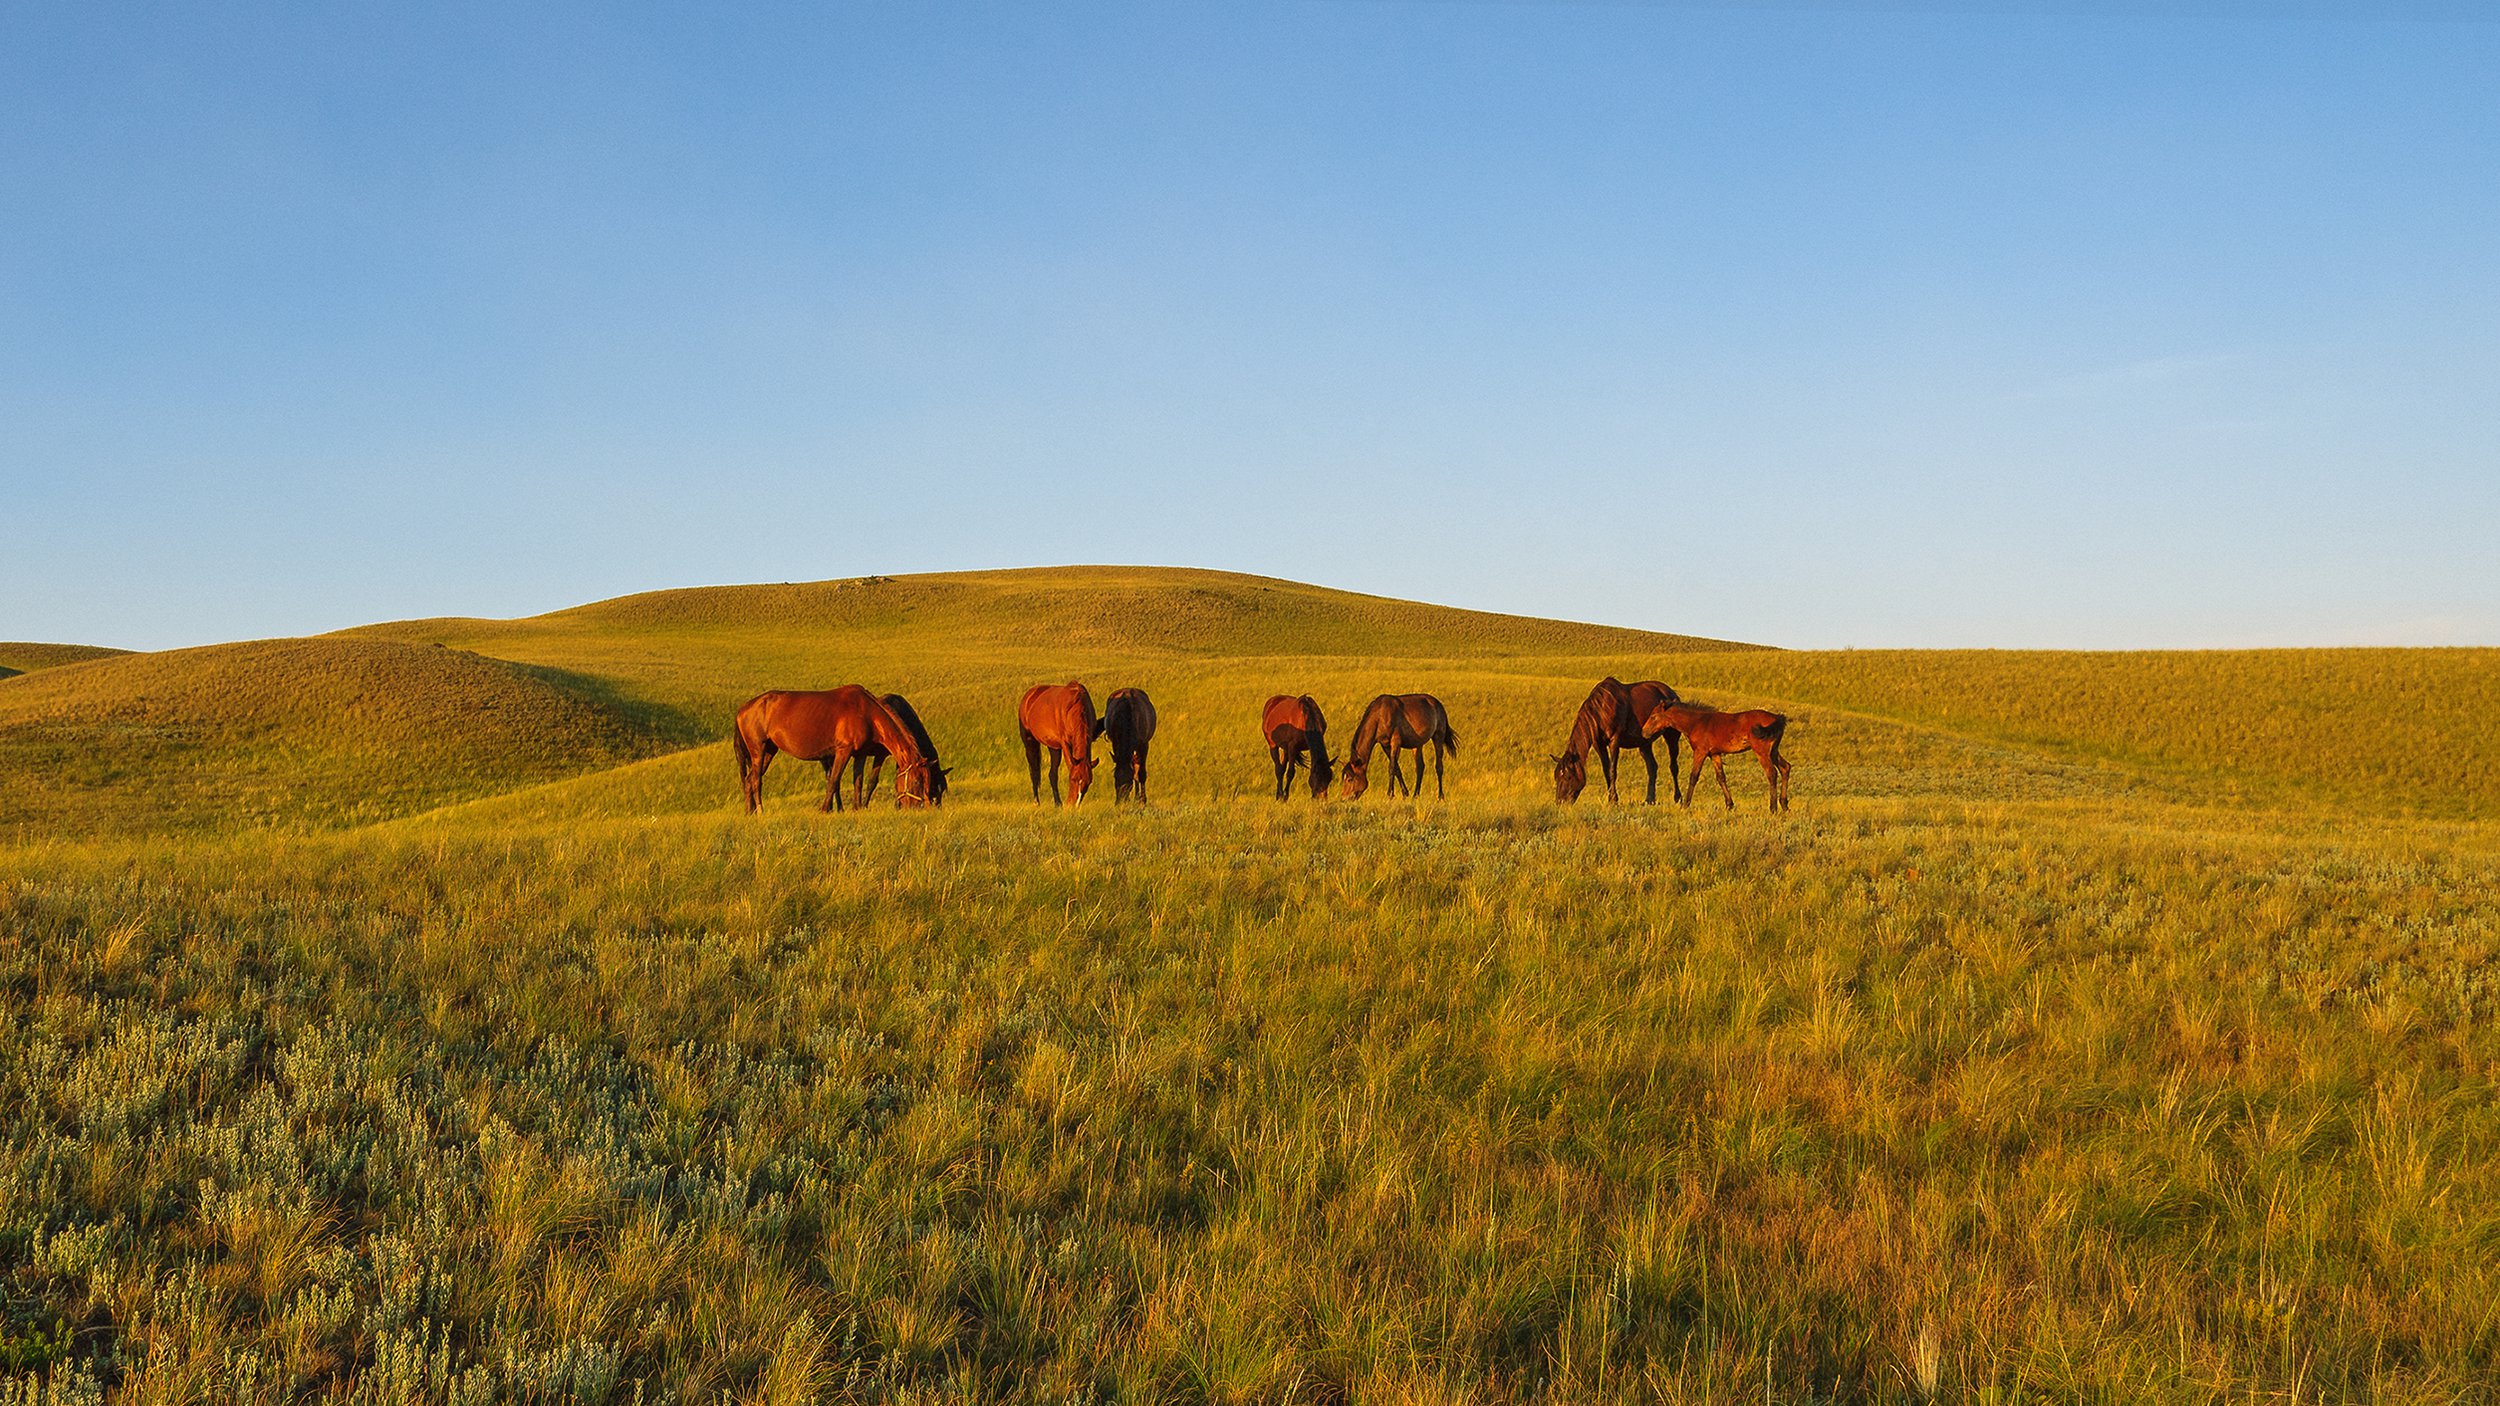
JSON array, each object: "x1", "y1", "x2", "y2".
[
  {"x1": 0, "y1": 639, "x2": 689, "y2": 840},
  {"x1": 6, "y1": 569, "x2": 2497, "y2": 1402},
  {"x1": 5, "y1": 797, "x2": 2498, "y2": 1404}
]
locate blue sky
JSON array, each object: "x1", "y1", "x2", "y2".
[{"x1": 4, "y1": 2, "x2": 2494, "y2": 650}]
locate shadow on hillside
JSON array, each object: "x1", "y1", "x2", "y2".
[{"x1": 510, "y1": 661, "x2": 713, "y2": 748}]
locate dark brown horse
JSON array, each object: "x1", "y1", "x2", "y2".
[
  {"x1": 1261, "y1": 694, "x2": 1334, "y2": 800},
  {"x1": 1102, "y1": 687, "x2": 1157, "y2": 803},
  {"x1": 848, "y1": 692, "x2": 952, "y2": 807},
  {"x1": 1019, "y1": 682, "x2": 1100, "y2": 805},
  {"x1": 1554, "y1": 677, "x2": 1684, "y2": 804},
  {"x1": 1643, "y1": 700, "x2": 1791, "y2": 813},
  {"x1": 1342, "y1": 693, "x2": 1458, "y2": 800},
  {"x1": 734, "y1": 686, "x2": 938, "y2": 812}
]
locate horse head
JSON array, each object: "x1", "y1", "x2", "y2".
[
  {"x1": 894, "y1": 757, "x2": 938, "y2": 808},
  {"x1": 1339, "y1": 756, "x2": 1368, "y2": 800},
  {"x1": 1309, "y1": 751, "x2": 1336, "y2": 798},
  {"x1": 1065, "y1": 750, "x2": 1097, "y2": 802},
  {"x1": 1553, "y1": 753, "x2": 1585, "y2": 803}
]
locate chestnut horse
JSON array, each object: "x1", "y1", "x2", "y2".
[
  {"x1": 1261, "y1": 694, "x2": 1334, "y2": 800},
  {"x1": 1642, "y1": 700, "x2": 1790, "y2": 813},
  {"x1": 734, "y1": 686, "x2": 938, "y2": 812},
  {"x1": 1103, "y1": 687, "x2": 1157, "y2": 803},
  {"x1": 1342, "y1": 693, "x2": 1458, "y2": 800},
  {"x1": 1019, "y1": 682, "x2": 1100, "y2": 805},
  {"x1": 848, "y1": 692, "x2": 952, "y2": 807},
  {"x1": 1553, "y1": 678, "x2": 1684, "y2": 804}
]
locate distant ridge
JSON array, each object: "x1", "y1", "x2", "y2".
[
  {"x1": 355, "y1": 565, "x2": 1763, "y2": 658},
  {"x1": 0, "y1": 642, "x2": 132, "y2": 678}
]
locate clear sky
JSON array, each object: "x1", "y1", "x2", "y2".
[{"x1": 4, "y1": 1, "x2": 2494, "y2": 651}]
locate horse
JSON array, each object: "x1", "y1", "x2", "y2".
[
  {"x1": 1018, "y1": 682, "x2": 1101, "y2": 805},
  {"x1": 847, "y1": 692, "x2": 952, "y2": 807},
  {"x1": 1341, "y1": 693, "x2": 1458, "y2": 800},
  {"x1": 1642, "y1": 700, "x2": 1790, "y2": 813},
  {"x1": 1261, "y1": 694, "x2": 1335, "y2": 800},
  {"x1": 733, "y1": 686, "x2": 938, "y2": 812},
  {"x1": 1102, "y1": 687, "x2": 1157, "y2": 803},
  {"x1": 1553, "y1": 677, "x2": 1684, "y2": 804}
]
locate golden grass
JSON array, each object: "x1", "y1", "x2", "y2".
[
  {"x1": 3, "y1": 567, "x2": 2497, "y2": 1402},
  {"x1": 0, "y1": 644, "x2": 129, "y2": 679},
  {"x1": 3, "y1": 799, "x2": 2495, "y2": 1401},
  {"x1": 0, "y1": 636, "x2": 687, "y2": 839}
]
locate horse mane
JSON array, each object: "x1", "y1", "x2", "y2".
[
  {"x1": 879, "y1": 693, "x2": 941, "y2": 765},
  {"x1": 864, "y1": 695, "x2": 926, "y2": 765},
  {"x1": 1565, "y1": 678, "x2": 1630, "y2": 757}
]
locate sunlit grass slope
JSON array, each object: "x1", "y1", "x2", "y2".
[
  {"x1": 0, "y1": 637, "x2": 687, "y2": 839},
  {"x1": 6, "y1": 801, "x2": 2496, "y2": 1402},
  {"x1": 352, "y1": 567, "x2": 2491, "y2": 821},
  {"x1": 0, "y1": 643, "x2": 130, "y2": 679},
  {"x1": 1666, "y1": 647, "x2": 2500, "y2": 820}
]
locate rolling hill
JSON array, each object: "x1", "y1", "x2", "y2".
[
  {"x1": 0, "y1": 642, "x2": 131, "y2": 678},
  {"x1": 0, "y1": 636, "x2": 685, "y2": 838},
  {"x1": 3, "y1": 566, "x2": 2493, "y2": 837}
]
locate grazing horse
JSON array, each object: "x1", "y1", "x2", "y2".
[
  {"x1": 1102, "y1": 687, "x2": 1158, "y2": 803},
  {"x1": 848, "y1": 692, "x2": 952, "y2": 807},
  {"x1": 1642, "y1": 701, "x2": 1791, "y2": 813},
  {"x1": 1019, "y1": 682, "x2": 1100, "y2": 805},
  {"x1": 1554, "y1": 678, "x2": 1685, "y2": 804},
  {"x1": 1341, "y1": 693, "x2": 1458, "y2": 800},
  {"x1": 734, "y1": 687, "x2": 938, "y2": 813},
  {"x1": 1261, "y1": 694, "x2": 1335, "y2": 800}
]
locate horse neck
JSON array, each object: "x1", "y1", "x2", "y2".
[
  {"x1": 867, "y1": 704, "x2": 924, "y2": 766},
  {"x1": 1566, "y1": 699, "x2": 1611, "y2": 758}
]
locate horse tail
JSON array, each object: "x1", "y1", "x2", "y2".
[
  {"x1": 1754, "y1": 715, "x2": 1787, "y2": 743},
  {"x1": 1437, "y1": 715, "x2": 1460, "y2": 755}
]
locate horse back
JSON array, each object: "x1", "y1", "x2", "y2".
[
  {"x1": 1106, "y1": 688, "x2": 1156, "y2": 750},
  {"x1": 1020, "y1": 681, "x2": 1096, "y2": 749},
  {"x1": 1262, "y1": 694, "x2": 1324, "y2": 746}
]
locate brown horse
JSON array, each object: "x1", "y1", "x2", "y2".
[
  {"x1": 1103, "y1": 687, "x2": 1157, "y2": 803},
  {"x1": 1261, "y1": 694, "x2": 1334, "y2": 800},
  {"x1": 848, "y1": 692, "x2": 952, "y2": 807},
  {"x1": 1342, "y1": 693, "x2": 1458, "y2": 800},
  {"x1": 1554, "y1": 677, "x2": 1684, "y2": 804},
  {"x1": 734, "y1": 687, "x2": 938, "y2": 812},
  {"x1": 1642, "y1": 700, "x2": 1790, "y2": 813},
  {"x1": 1019, "y1": 682, "x2": 1100, "y2": 805}
]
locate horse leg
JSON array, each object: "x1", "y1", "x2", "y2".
[
  {"x1": 1664, "y1": 731, "x2": 1683, "y2": 803},
  {"x1": 748, "y1": 741, "x2": 775, "y2": 812},
  {"x1": 1136, "y1": 744, "x2": 1149, "y2": 803},
  {"x1": 1714, "y1": 756, "x2": 1735, "y2": 810},
  {"x1": 820, "y1": 758, "x2": 841, "y2": 813},
  {"x1": 1025, "y1": 734, "x2": 1044, "y2": 803},
  {"x1": 1638, "y1": 742, "x2": 1658, "y2": 805},
  {"x1": 1682, "y1": 754, "x2": 1703, "y2": 808},
  {"x1": 1757, "y1": 743, "x2": 1781, "y2": 812},
  {"x1": 862, "y1": 756, "x2": 884, "y2": 807},
  {"x1": 1773, "y1": 744, "x2": 1792, "y2": 812},
  {"x1": 1599, "y1": 741, "x2": 1620, "y2": 804},
  {"x1": 1273, "y1": 747, "x2": 1289, "y2": 800},
  {"x1": 1433, "y1": 741, "x2": 1445, "y2": 799},
  {"x1": 1048, "y1": 747, "x2": 1063, "y2": 807}
]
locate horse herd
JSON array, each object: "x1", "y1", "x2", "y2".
[{"x1": 732, "y1": 676, "x2": 1791, "y2": 814}]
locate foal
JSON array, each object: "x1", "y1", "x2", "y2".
[{"x1": 1642, "y1": 701, "x2": 1790, "y2": 813}]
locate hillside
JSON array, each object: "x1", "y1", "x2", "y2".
[
  {"x1": 0, "y1": 637, "x2": 687, "y2": 839},
  {"x1": 4, "y1": 568, "x2": 2493, "y2": 836},
  {"x1": 0, "y1": 642, "x2": 131, "y2": 678}
]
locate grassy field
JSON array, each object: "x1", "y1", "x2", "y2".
[{"x1": 3, "y1": 567, "x2": 2496, "y2": 1404}]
